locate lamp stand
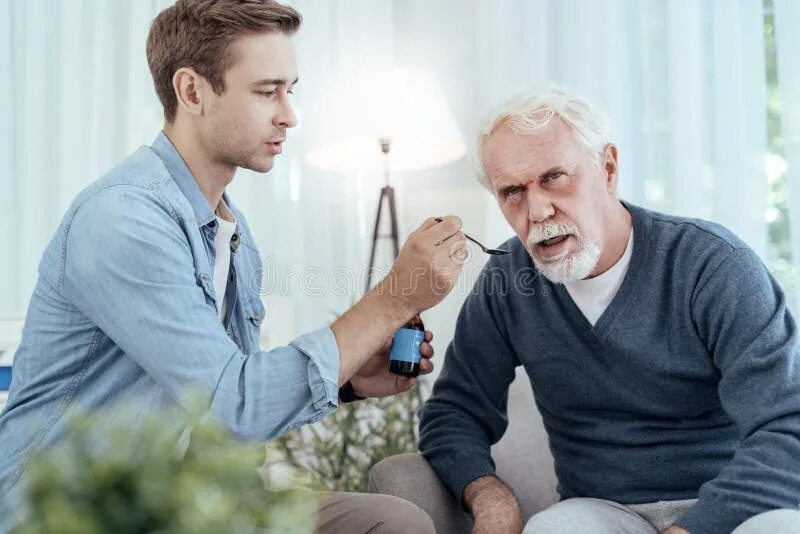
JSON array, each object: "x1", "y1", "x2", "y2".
[{"x1": 365, "y1": 138, "x2": 400, "y2": 294}]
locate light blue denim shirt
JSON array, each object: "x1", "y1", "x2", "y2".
[{"x1": 0, "y1": 133, "x2": 340, "y2": 514}]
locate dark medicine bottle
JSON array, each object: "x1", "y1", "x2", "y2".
[{"x1": 389, "y1": 314, "x2": 425, "y2": 377}]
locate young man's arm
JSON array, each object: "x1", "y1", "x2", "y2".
[{"x1": 62, "y1": 187, "x2": 463, "y2": 441}]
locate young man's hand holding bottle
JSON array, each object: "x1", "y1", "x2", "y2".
[{"x1": 331, "y1": 216, "x2": 467, "y2": 398}]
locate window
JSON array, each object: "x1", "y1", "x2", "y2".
[{"x1": 764, "y1": 0, "x2": 797, "y2": 310}]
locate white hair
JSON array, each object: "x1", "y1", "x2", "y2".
[{"x1": 474, "y1": 84, "x2": 613, "y2": 190}]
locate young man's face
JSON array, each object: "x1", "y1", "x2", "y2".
[
  {"x1": 483, "y1": 119, "x2": 617, "y2": 283},
  {"x1": 202, "y1": 32, "x2": 298, "y2": 173}
]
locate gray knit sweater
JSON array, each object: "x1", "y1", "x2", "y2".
[{"x1": 420, "y1": 202, "x2": 800, "y2": 534}]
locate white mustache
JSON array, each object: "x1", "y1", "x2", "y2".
[{"x1": 527, "y1": 222, "x2": 579, "y2": 247}]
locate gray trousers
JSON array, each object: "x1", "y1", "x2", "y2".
[
  {"x1": 523, "y1": 497, "x2": 800, "y2": 533},
  {"x1": 315, "y1": 492, "x2": 435, "y2": 534}
]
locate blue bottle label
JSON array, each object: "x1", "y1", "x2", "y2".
[{"x1": 389, "y1": 328, "x2": 424, "y2": 364}]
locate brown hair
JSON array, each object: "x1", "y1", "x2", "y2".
[{"x1": 146, "y1": 0, "x2": 301, "y2": 122}]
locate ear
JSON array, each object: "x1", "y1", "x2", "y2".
[
  {"x1": 172, "y1": 67, "x2": 206, "y2": 118},
  {"x1": 603, "y1": 144, "x2": 619, "y2": 194}
]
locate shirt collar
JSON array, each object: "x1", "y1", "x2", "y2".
[{"x1": 151, "y1": 131, "x2": 216, "y2": 228}]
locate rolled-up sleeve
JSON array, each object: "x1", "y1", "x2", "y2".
[
  {"x1": 292, "y1": 327, "x2": 341, "y2": 411},
  {"x1": 210, "y1": 326, "x2": 340, "y2": 440},
  {"x1": 61, "y1": 186, "x2": 339, "y2": 442}
]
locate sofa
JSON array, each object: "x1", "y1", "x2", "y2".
[{"x1": 368, "y1": 367, "x2": 559, "y2": 533}]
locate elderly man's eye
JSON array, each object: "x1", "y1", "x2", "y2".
[{"x1": 543, "y1": 172, "x2": 565, "y2": 183}]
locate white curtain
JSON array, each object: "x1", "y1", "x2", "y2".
[
  {"x1": 472, "y1": 0, "x2": 769, "y2": 245},
  {"x1": 1, "y1": 1, "x2": 797, "y2": 351},
  {"x1": 0, "y1": 0, "x2": 174, "y2": 319}
]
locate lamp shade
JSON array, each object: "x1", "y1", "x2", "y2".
[{"x1": 305, "y1": 67, "x2": 465, "y2": 173}]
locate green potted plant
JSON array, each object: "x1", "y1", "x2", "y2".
[{"x1": 270, "y1": 382, "x2": 426, "y2": 493}]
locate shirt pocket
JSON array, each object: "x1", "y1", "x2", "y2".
[{"x1": 242, "y1": 297, "x2": 265, "y2": 352}]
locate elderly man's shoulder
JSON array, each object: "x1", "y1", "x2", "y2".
[
  {"x1": 642, "y1": 206, "x2": 748, "y2": 252},
  {"x1": 638, "y1": 206, "x2": 765, "y2": 290}
]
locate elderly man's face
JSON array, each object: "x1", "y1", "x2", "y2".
[{"x1": 482, "y1": 119, "x2": 619, "y2": 283}]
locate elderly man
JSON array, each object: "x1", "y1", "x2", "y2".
[{"x1": 419, "y1": 85, "x2": 800, "y2": 534}]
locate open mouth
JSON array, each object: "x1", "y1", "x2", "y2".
[
  {"x1": 531, "y1": 234, "x2": 574, "y2": 261},
  {"x1": 538, "y1": 235, "x2": 570, "y2": 247},
  {"x1": 265, "y1": 140, "x2": 284, "y2": 154}
]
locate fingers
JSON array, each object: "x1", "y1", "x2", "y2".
[
  {"x1": 426, "y1": 215, "x2": 462, "y2": 244},
  {"x1": 443, "y1": 235, "x2": 469, "y2": 260},
  {"x1": 389, "y1": 215, "x2": 467, "y2": 312},
  {"x1": 437, "y1": 230, "x2": 466, "y2": 249},
  {"x1": 420, "y1": 341, "x2": 434, "y2": 358},
  {"x1": 419, "y1": 358, "x2": 434, "y2": 375},
  {"x1": 420, "y1": 330, "x2": 435, "y2": 359},
  {"x1": 418, "y1": 217, "x2": 444, "y2": 232},
  {"x1": 395, "y1": 375, "x2": 416, "y2": 393}
]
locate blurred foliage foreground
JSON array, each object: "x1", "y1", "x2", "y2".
[
  {"x1": 9, "y1": 383, "x2": 425, "y2": 533},
  {"x1": 11, "y1": 404, "x2": 315, "y2": 534}
]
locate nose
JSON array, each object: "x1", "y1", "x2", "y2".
[
  {"x1": 275, "y1": 97, "x2": 298, "y2": 129},
  {"x1": 527, "y1": 188, "x2": 555, "y2": 224}
]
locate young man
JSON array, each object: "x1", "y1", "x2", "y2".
[
  {"x1": 0, "y1": 1, "x2": 466, "y2": 532},
  {"x1": 419, "y1": 85, "x2": 800, "y2": 534}
]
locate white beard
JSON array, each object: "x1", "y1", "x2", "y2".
[{"x1": 526, "y1": 221, "x2": 601, "y2": 284}]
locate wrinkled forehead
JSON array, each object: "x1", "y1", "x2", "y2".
[{"x1": 482, "y1": 120, "x2": 581, "y2": 183}]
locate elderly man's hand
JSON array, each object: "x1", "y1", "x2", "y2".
[{"x1": 662, "y1": 526, "x2": 690, "y2": 534}]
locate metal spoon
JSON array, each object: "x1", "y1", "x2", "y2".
[{"x1": 435, "y1": 218, "x2": 511, "y2": 255}]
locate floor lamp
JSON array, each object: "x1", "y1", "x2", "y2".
[
  {"x1": 365, "y1": 138, "x2": 399, "y2": 293},
  {"x1": 305, "y1": 67, "x2": 466, "y2": 294}
]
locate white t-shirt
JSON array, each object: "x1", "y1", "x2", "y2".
[
  {"x1": 564, "y1": 230, "x2": 634, "y2": 326},
  {"x1": 212, "y1": 202, "x2": 237, "y2": 322}
]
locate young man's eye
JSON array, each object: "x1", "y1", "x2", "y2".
[{"x1": 256, "y1": 90, "x2": 276, "y2": 97}]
